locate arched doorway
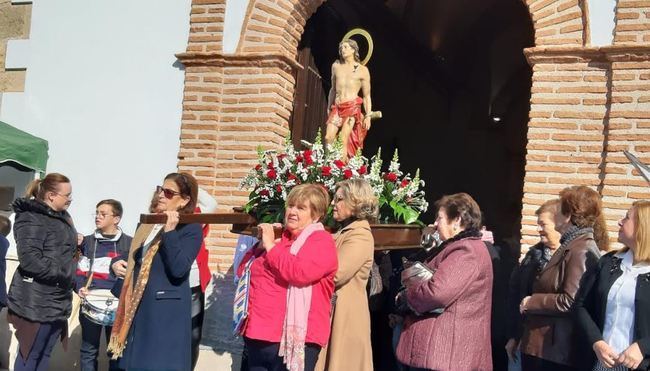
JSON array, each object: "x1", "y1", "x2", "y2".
[
  {"x1": 288, "y1": 5, "x2": 534, "y2": 367},
  {"x1": 176, "y1": 0, "x2": 623, "y2": 364},
  {"x1": 290, "y1": 0, "x2": 535, "y2": 244}
]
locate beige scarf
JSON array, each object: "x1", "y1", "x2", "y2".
[{"x1": 107, "y1": 224, "x2": 162, "y2": 359}]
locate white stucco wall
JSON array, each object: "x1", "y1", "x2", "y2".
[
  {"x1": 0, "y1": 0, "x2": 192, "y2": 241},
  {"x1": 589, "y1": 0, "x2": 616, "y2": 46},
  {"x1": 223, "y1": 0, "x2": 250, "y2": 53}
]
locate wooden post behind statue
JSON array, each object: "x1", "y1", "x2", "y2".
[{"x1": 324, "y1": 36, "x2": 381, "y2": 161}]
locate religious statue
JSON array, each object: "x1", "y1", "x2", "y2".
[{"x1": 325, "y1": 29, "x2": 381, "y2": 161}]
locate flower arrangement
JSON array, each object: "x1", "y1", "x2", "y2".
[{"x1": 239, "y1": 132, "x2": 428, "y2": 225}]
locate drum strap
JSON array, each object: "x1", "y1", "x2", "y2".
[{"x1": 83, "y1": 240, "x2": 98, "y2": 290}]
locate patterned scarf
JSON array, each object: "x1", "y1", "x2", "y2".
[
  {"x1": 107, "y1": 224, "x2": 162, "y2": 359},
  {"x1": 559, "y1": 225, "x2": 593, "y2": 249},
  {"x1": 540, "y1": 245, "x2": 553, "y2": 272},
  {"x1": 278, "y1": 222, "x2": 325, "y2": 371}
]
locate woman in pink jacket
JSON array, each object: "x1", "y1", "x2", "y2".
[
  {"x1": 238, "y1": 184, "x2": 338, "y2": 371},
  {"x1": 396, "y1": 193, "x2": 494, "y2": 371}
]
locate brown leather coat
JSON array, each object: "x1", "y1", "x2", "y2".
[{"x1": 520, "y1": 233, "x2": 600, "y2": 367}]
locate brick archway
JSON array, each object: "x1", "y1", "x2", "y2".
[
  {"x1": 230, "y1": 0, "x2": 591, "y2": 246},
  {"x1": 176, "y1": 0, "x2": 650, "y2": 274},
  {"x1": 237, "y1": 0, "x2": 589, "y2": 54}
]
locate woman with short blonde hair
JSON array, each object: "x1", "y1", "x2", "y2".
[
  {"x1": 332, "y1": 178, "x2": 378, "y2": 222},
  {"x1": 238, "y1": 183, "x2": 338, "y2": 371},
  {"x1": 316, "y1": 179, "x2": 377, "y2": 371},
  {"x1": 285, "y1": 183, "x2": 330, "y2": 221}
]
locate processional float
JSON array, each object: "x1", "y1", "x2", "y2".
[{"x1": 141, "y1": 29, "x2": 427, "y2": 251}]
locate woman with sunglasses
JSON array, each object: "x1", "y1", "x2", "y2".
[
  {"x1": 140, "y1": 185, "x2": 216, "y2": 370},
  {"x1": 107, "y1": 173, "x2": 203, "y2": 371},
  {"x1": 6, "y1": 173, "x2": 77, "y2": 371}
]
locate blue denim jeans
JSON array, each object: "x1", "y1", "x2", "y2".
[
  {"x1": 79, "y1": 312, "x2": 121, "y2": 371},
  {"x1": 508, "y1": 348, "x2": 522, "y2": 371},
  {"x1": 14, "y1": 321, "x2": 64, "y2": 371}
]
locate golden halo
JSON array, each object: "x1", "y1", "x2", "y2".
[{"x1": 342, "y1": 28, "x2": 373, "y2": 65}]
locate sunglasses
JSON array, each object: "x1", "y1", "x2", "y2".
[{"x1": 156, "y1": 185, "x2": 181, "y2": 199}]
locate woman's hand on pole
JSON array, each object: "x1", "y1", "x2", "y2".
[
  {"x1": 258, "y1": 223, "x2": 281, "y2": 252},
  {"x1": 163, "y1": 211, "x2": 180, "y2": 232}
]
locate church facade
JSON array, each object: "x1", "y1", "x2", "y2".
[{"x1": 177, "y1": 0, "x2": 650, "y2": 276}]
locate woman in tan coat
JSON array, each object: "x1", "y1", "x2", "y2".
[{"x1": 316, "y1": 178, "x2": 377, "y2": 371}]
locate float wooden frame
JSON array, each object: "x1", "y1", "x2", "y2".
[{"x1": 140, "y1": 210, "x2": 423, "y2": 251}]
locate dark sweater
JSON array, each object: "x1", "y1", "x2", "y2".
[
  {"x1": 75, "y1": 230, "x2": 132, "y2": 293},
  {"x1": 505, "y1": 242, "x2": 552, "y2": 340}
]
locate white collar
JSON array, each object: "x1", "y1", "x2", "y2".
[{"x1": 94, "y1": 227, "x2": 123, "y2": 242}]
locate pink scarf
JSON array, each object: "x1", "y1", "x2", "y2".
[{"x1": 278, "y1": 222, "x2": 324, "y2": 371}]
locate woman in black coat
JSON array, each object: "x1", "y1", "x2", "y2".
[
  {"x1": 574, "y1": 200, "x2": 650, "y2": 371},
  {"x1": 108, "y1": 173, "x2": 203, "y2": 371},
  {"x1": 7, "y1": 173, "x2": 77, "y2": 371},
  {"x1": 504, "y1": 199, "x2": 562, "y2": 368}
]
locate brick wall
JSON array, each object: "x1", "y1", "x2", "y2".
[
  {"x1": 518, "y1": 0, "x2": 650, "y2": 249},
  {"x1": 176, "y1": 58, "x2": 300, "y2": 275},
  {"x1": 237, "y1": 0, "x2": 324, "y2": 56},
  {"x1": 186, "y1": 0, "x2": 225, "y2": 52},
  {"x1": 520, "y1": 56, "x2": 609, "y2": 244},
  {"x1": 526, "y1": 0, "x2": 588, "y2": 46},
  {"x1": 614, "y1": 0, "x2": 650, "y2": 43},
  {"x1": 178, "y1": 0, "x2": 650, "y2": 274},
  {"x1": 521, "y1": 44, "x2": 650, "y2": 247},
  {"x1": 602, "y1": 58, "x2": 650, "y2": 241}
]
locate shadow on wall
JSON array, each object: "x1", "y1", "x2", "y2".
[{"x1": 202, "y1": 269, "x2": 243, "y2": 367}]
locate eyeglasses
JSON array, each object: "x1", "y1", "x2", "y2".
[
  {"x1": 54, "y1": 192, "x2": 73, "y2": 200},
  {"x1": 156, "y1": 185, "x2": 181, "y2": 199},
  {"x1": 94, "y1": 213, "x2": 115, "y2": 219}
]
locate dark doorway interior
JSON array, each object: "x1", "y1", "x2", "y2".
[
  {"x1": 291, "y1": 0, "x2": 535, "y2": 244},
  {"x1": 290, "y1": 3, "x2": 535, "y2": 369}
]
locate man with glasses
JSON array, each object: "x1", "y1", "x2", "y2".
[{"x1": 75, "y1": 199, "x2": 132, "y2": 371}]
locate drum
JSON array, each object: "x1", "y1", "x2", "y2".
[{"x1": 81, "y1": 289, "x2": 118, "y2": 326}]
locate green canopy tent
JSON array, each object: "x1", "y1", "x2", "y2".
[{"x1": 0, "y1": 120, "x2": 48, "y2": 174}]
